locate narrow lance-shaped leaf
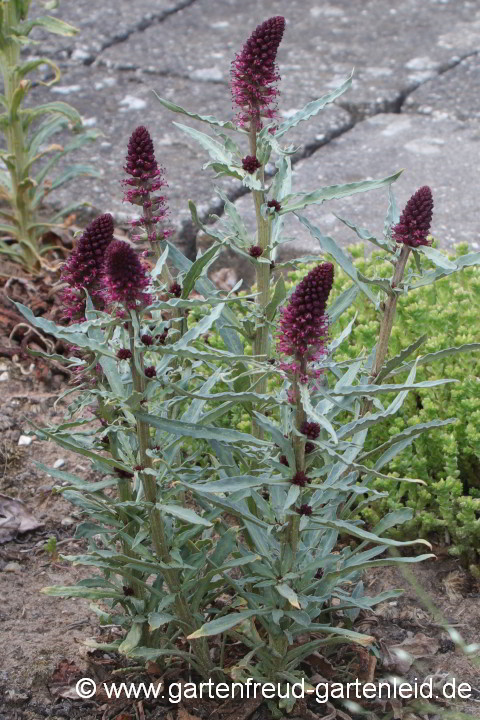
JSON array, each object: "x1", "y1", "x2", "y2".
[
  {"x1": 281, "y1": 170, "x2": 402, "y2": 214},
  {"x1": 153, "y1": 92, "x2": 237, "y2": 130},
  {"x1": 296, "y1": 214, "x2": 379, "y2": 306},
  {"x1": 275, "y1": 72, "x2": 353, "y2": 138}
]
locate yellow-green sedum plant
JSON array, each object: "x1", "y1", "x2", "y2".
[{"x1": 0, "y1": 0, "x2": 100, "y2": 271}]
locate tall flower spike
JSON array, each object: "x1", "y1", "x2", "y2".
[
  {"x1": 104, "y1": 240, "x2": 151, "y2": 309},
  {"x1": 392, "y1": 186, "x2": 433, "y2": 248},
  {"x1": 62, "y1": 213, "x2": 114, "y2": 289},
  {"x1": 277, "y1": 262, "x2": 334, "y2": 361},
  {"x1": 123, "y1": 126, "x2": 170, "y2": 244},
  {"x1": 61, "y1": 213, "x2": 114, "y2": 321},
  {"x1": 231, "y1": 16, "x2": 286, "y2": 128}
]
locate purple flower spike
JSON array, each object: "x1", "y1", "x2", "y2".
[
  {"x1": 62, "y1": 213, "x2": 114, "y2": 289},
  {"x1": 104, "y1": 240, "x2": 151, "y2": 309},
  {"x1": 123, "y1": 126, "x2": 171, "y2": 243},
  {"x1": 231, "y1": 16, "x2": 286, "y2": 128},
  {"x1": 392, "y1": 186, "x2": 433, "y2": 248},
  {"x1": 61, "y1": 213, "x2": 114, "y2": 321},
  {"x1": 277, "y1": 263, "x2": 334, "y2": 361}
]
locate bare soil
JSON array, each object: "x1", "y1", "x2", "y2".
[{"x1": 0, "y1": 362, "x2": 479, "y2": 720}]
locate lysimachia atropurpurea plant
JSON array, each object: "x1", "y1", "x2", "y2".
[
  {"x1": 0, "y1": 0, "x2": 100, "y2": 272},
  {"x1": 12, "y1": 15, "x2": 480, "y2": 713}
]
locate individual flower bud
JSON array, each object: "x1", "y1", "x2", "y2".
[
  {"x1": 248, "y1": 245, "x2": 263, "y2": 258},
  {"x1": 141, "y1": 333, "x2": 154, "y2": 346},
  {"x1": 277, "y1": 262, "x2": 334, "y2": 361},
  {"x1": 279, "y1": 454, "x2": 289, "y2": 467},
  {"x1": 62, "y1": 213, "x2": 114, "y2": 289},
  {"x1": 116, "y1": 469, "x2": 134, "y2": 479},
  {"x1": 242, "y1": 155, "x2": 261, "y2": 174},
  {"x1": 169, "y1": 282, "x2": 182, "y2": 297},
  {"x1": 156, "y1": 329, "x2": 168, "y2": 344},
  {"x1": 267, "y1": 199, "x2": 281, "y2": 212},
  {"x1": 296, "y1": 504, "x2": 313, "y2": 516},
  {"x1": 123, "y1": 126, "x2": 171, "y2": 243},
  {"x1": 291, "y1": 470, "x2": 311, "y2": 487},
  {"x1": 392, "y1": 186, "x2": 433, "y2": 248},
  {"x1": 304, "y1": 441, "x2": 315, "y2": 454},
  {"x1": 134, "y1": 464, "x2": 145, "y2": 471},
  {"x1": 301, "y1": 421, "x2": 321, "y2": 440},
  {"x1": 315, "y1": 568, "x2": 324, "y2": 580},
  {"x1": 104, "y1": 240, "x2": 151, "y2": 308},
  {"x1": 116, "y1": 348, "x2": 132, "y2": 360},
  {"x1": 145, "y1": 366, "x2": 156, "y2": 378},
  {"x1": 231, "y1": 16, "x2": 286, "y2": 128}
]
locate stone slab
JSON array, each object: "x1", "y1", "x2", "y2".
[
  {"x1": 404, "y1": 54, "x2": 480, "y2": 122},
  {"x1": 92, "y1": 0, "x2": 479, "y2": 115},
  {"x1": 231, "y1": 112, "x2": 480, "y2": 263}
]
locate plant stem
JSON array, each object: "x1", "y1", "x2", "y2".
[
  {"x1": 371, "y1": 244, "x2": 411, "y2": 380},
  {"x1": 127, "y1": 318, "x2": 214, "y2": 677},
  {"x1": 2, "y1": 2, "x2": 38, "y2": 271},
  {"x1": 362, "y1": 244, "x2": 411, "y2": 415},
  {"x1": 288, "y1": 360, "x2": 307, "y2": 557},
  {"x1": 249, "y1": 121, "x2": 271, "y2": 438}
]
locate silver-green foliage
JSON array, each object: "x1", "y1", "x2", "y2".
[{"x1": 15, "y1": 64, "x2": 480, "y2": 701}]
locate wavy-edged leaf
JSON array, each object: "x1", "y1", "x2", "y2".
[
  {"x1": 19, "y1": 16, "x2": 78, "y2": 37},
  {"x1": 173, "y1": 121, "x2": 232, "y2": 164},
  {"x1": 23, "y1": 100, "x2": 82, "y2": 126},
  {"x1": 275, "y1": 72, "x2": 353, "y2": 138},
  {"x1": 17, "y1": 57, "x2": 61, "y2": 86},
  {"x1": 336, "y1": 212, "x2": 392, "y2": 251},
  {"x1": 282, "y1": 170, "x2": 402, "y2": 214},
  {"x1": 311, "y1": 519, "x2": 431, "y2": 548},
  {"x1": 165, "y1": 240, "x2": 244, "y2": 355},
  {"x1": 390, "y1": 343, "x2": 480, "y2": 375},
  {"x1": 296, "y1": 215, "x2": 379, "y2": 306},
  {"x1": 375, "y1": 333, "x2": 428, "y2": 383},
  {"x1": 299, "y1": 385, "x2": 338, "y2": 443},
  {"x1": 415, "y1": 245, "x2": 456, "y2": 270},
  {"x1": 181, "y1": 242, "x2": 222, "y2": 297},
  {"x1": 136, "y1": 412, "x2": 269, "y2": 446},
  {"x1": 153, "y1": 93, "x2": 236, "y2": 130}
]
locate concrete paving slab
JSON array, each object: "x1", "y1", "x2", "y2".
[
  {"x1": 404, "y1": 53, "x2": 480, "y2": 122},
  {"x1": 86, "y1": 0, "x2": 479, "y2": 114},
  {"x1": 17, "y1": 0, "x2": 480, "y2": 265}
]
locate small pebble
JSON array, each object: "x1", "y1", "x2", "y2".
[
  {"x1": 18, "y1": 435, "x2": 33, "y2": 446},
  {"x1": 0, "y1": 372, "x2": 9, "y2": 382},
  {"x1": 4, "y1": 562, "x2": 22, "y2": 572},
  {"x1": 53, "y1": 459, "x2": 65, "y2": 469},
  {"x1": 61, "y1": 517, "x2": 75, "y2": 527}
]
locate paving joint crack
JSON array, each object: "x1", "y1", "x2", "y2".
[{"x1": 71, "y1": 0, "x2": 199, "y2": 67}]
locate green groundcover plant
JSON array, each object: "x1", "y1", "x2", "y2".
[
  {"x1": 14, "y1": 15, "x2": 480, "y2": 713},
  {"x1": 0, "y1": 0, "x2": 100, "y2": 271},
  {"x1": 199, "y1": 246, "x2": 480, "y2": 570}
]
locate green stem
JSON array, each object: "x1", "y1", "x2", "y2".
[
  {"x1": 3, "y1": 2, "x2": 38, "y2": 271},
  {"x1": 249, "y1": 121, "x2": 271, "y2": 439},
  {"x1": 127, "y1": 317, "x2": 214, "y2": 677},
  {"x1": 363, "y1": 244, "x2": 411, "y2": 414},
  {"x1": 288, "y1": 359, "x2": 307, "y2": 557}
]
